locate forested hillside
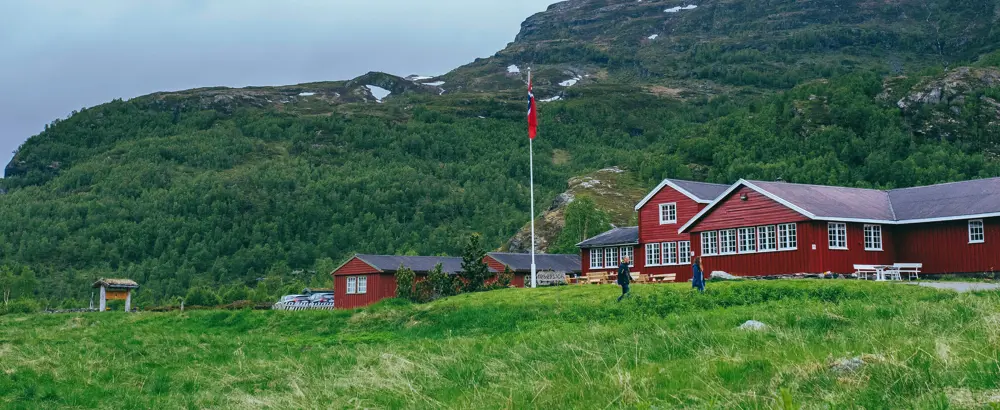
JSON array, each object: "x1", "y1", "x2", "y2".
[{"x1": 2, "y1": 0, "x2": 1000, "y2": 304}]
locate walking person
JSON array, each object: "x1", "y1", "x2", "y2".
[
  {"x1": 692, "y1": 256, "x2": 706, "y2": 293},
  {"x1": 616, "y1": 256, "x2": 632, "y2": 302}
]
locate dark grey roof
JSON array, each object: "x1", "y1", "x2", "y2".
[
  {"x1": 749, "y1": 180, "x2": 895, "y2": 221},
  {"x1": 668, "y1": 179, "x2": 729, "y2": 201},
  {"x1": 576, "y1": 227, "x2": 639, "y2": 248},
  {"x1": 354, "y1": 255, "x2": 498, "y2": 275},
  {"x1": 888, "y1": 177, "x2": 1000, "y2": 221},
  {"x1": 487, "y1": 253, "x2": 581, "y2": 273}
]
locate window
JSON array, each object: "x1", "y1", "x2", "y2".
[
  {"x1": 679, "y1": 241, "x2": 692, "y2": 264},
  {"x1": 701, "y1": 231, "x2": 719, "y2": 256},
  {"x1": 828, "y1": 222, "x2": 848, "y2": 250},
  {"x1": 738, "y1": 227, "x2": 756, "y2": 253},
  {"x1": 864, "y1": 225, "x2": 883, "y2": 251},
  {"x1": 778, "y1": 223, "x2": 797, "y2": 251},
  {"x1": 604, "y1": 247, "x2": 619, "y2": 268},
  {"x1": 659, "y1": 203, "x2": 677, "y2": 224},
  {"x1": 645, "y1": 243, "x2": 661, "y2": 266},
  {"x1": 621, "y1": 247, "x2": 634, "y2": 267},
  {"x1": 969, "y1": 220, "x2": 985, "y2": 243},
  {"x1": 356, "y1": 276, "x2": 367, "y2": 294},
  {"x1": 758, "y1": 226, "x2": 777, "y2": 251},
  {"x1": 590, "y1": 248, "x2": 604, "y2": 269},
  {"x1": 720, "y1": 229, "x2": 737, "y2": 255},
  {"x1": 663, "y1": 242, "x2": 678, "y2": 265},
  {"x1": 346, "y1": 276, "x2": 357, "y2": 294}
]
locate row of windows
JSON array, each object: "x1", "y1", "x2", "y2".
[
  {"x1": 589, "y1": 246, "x2": 635, "y2": 269},
  {"x1": 828, "y1": 223, "x2": 884, "y2": 251},
  {"x1": 646, "y1": 241, "x2": 692, "y2": 266},
  {"x1": 345, "y1": 276, "x2": 367, "y2": 294},
  {"x1": 701, "y1": 224, "x2": 796, "y2": 256}
]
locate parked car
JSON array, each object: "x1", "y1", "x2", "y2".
[
  {"x1": 308, "y1": 293, "x2": 334, "y2": 303},
  {"x1": 279, "y1": 294, "x2": 309, "y2": 304}
]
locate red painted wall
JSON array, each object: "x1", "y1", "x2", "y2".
[
  {"x1": 895, "y1": 217, "x2": 1000, "y2": 274},
  {"x1": 688, "y1": 186, "x2": 809, "y2": 232},
  {"x1": 580, "y1": 246, "x2": 640, "y2": 276},
  {"x1": 638, "y1": 188, "x2": 703, "y2": 243},
  {"x1": 333, "y1": 273, "x2": 397, "y2": 309},
  {"x1": 691, "y1": 221, "x2": 895, "y2": 276}
]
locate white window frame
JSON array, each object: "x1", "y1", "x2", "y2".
[
  {"x1": 357, "y1": 276, "x2": 367, "y2": 294},
  {"x1": 662, "y1": 242, "x2": 678, "y2": 265},
  {"x1": 589, "y1": 248, "x2": 604, "y2": 269},
  {"x1": 346, "y1": 276, "x2": 357, "y2": 294},
  {"x1": 701, "y1": 231, "x2": 719, "y2": 256},
  {"x1": 864, "y1": 224, "x2": 883, "y2": 251},
  {"x1": 777, "y1": 223, "x2": 797, "y2": 251},
  {"x1": 828, "y1": 222, "x2": 848, "y2": 250},
  {"x1": 604, "y1": 247, "x2": 619, "y2": 268},
  {"x1": 719, "y1": 229, "x2": 737, "y2": 255},
  {"x1": 738, "y1": 227, "x2": 756, "y2": 254},
  {"x1": 659, "y1": 203, "x2": 677, "y2": 225},
  {"x1": 969, "y1": 219, "x2": 985, "y2": 244},
  {"x1": 758, "y1": 225, "x2": 777, "y2": 252},
  {"x1": 645, "y1": 243, "x2": 661, "y2": 266},
  {"x1": 620, "y1": 246, "x2": 634, "y2": 267},
  {"x1": 678, "y1": 241, "x2": 692, "y2": 264}
]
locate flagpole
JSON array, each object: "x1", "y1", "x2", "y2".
[{"x1": 529, "y1": 68, "x2": 537, "y2": 289}]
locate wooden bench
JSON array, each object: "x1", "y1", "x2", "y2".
[
  {"x1": 853, "y1": 264, "x2": 879, "y2": 280},
  {"x1": 893, "y1": 263, "x2": 923, "y2": 281},
  {"x1": 649, "y1": 273, "x2": 677, "y2": 283}
]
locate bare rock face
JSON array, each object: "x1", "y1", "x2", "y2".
[{"x1": 891, "y1": 67, "x2": 1000, "y2": 144}]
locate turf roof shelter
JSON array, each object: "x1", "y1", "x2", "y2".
[
  {"x1": 92, "y1": 278, "x2": 139, "y2": 312},
  {"x1": 331, "y1": 254, "x2": 501, "y2": 309}
]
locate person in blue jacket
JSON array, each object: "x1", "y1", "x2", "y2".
[
  {"x1": 616, "y1": 256, "x2": 631, "y2": 302},
  {"x1": 692, "y1": 256, "x2": 706, "y2": 293}
]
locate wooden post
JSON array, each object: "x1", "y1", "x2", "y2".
[
  {"x1": 99, "y1": 286, "x2": 107, "y2": 312},
  {"x1": 125, "y1": 290, "x2": 132, "y2": 313}
]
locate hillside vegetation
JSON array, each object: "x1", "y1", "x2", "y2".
[
  {"x1": 2, "y1": 281, "x2": 1000, "y2": 408},
  {"x1": 2, "y1": 0, "x2": 1000, "y2": 302}
]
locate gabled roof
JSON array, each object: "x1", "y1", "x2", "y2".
[
  {"x1": 92, "y1": 278, "x2": 139, "y2": 289},
  {"x1": 888, "y1": 177, "x2": 1000, "y2": 222},
  {"x1": 680, "y1": 177, "x2": 1000, "y2": 232},
  {"x1": 487, "y1": 252, "x2": 581, "y2": 273},
  {"x1": 576, "y1": 226, "x2": 639, "y2": 248},
  {"x1": 634, "y1": 178, "x2": 729, "y2": 211},
  {"x1": 350, "y1": 254, "x2": 498, "y2": 275}
]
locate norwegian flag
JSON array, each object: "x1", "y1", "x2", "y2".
[{"x1": 527, "y1": 71, "x2": 537, "y2": 139}]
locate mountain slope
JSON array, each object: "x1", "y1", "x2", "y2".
[{"x1": 2, "y1": 0, "x2": 1000, "y2": 302}]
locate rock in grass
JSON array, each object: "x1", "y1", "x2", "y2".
[
  {"x1": 738, "y1": 320, "x2": 767, "y2": 331},
  {"x1": 711, "y1": 271, "x2": 740, "y2": 280},
  {"x1": 829, "y1": 354, "x2": 885, "y2": 374}
]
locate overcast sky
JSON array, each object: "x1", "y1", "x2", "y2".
[{"x1": 0, "y1": 0, "x2": 554, "y2": 173}]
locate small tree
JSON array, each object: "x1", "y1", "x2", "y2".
[
  {"x1": 493, "y1": 266, "x2": 514, "y2": 290},
  {"x1": 460, "y1": 233, "x2": 490, "y2": 293},
  {"x1": 427, "y1": 263, "x2": 456, "y2": 299},
  {"x1": 185, "y1": 287, "x2": 221, "y2": 307},
  {"x1": 395, "y1": 265, "x2": 416, "y2": 301}
]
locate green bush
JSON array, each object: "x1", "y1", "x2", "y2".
[
  {"x1": 0, "y1": 298, "x2": 40, "y2": 315},
  {"x1": 395, "y1": 266, "x2": 415, "y2": 301},
  {"x1": 184, "y1": 287, "x2": 221, "y2": 307}
]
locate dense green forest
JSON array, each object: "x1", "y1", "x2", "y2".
[{"x1": 2, "y1": 0, "x2": 1000, "y2": 306}]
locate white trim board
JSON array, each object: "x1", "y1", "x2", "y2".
[{"x1": 635, "y1": 179, "x2": 719, "y2": 211}]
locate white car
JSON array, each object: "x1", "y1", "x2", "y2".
[{"x1": 279, "y1": 294, "x2": 309, "y2": 304}]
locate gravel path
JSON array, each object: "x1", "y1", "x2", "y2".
[{"x1": 910, "y1": 282, "x2": 1000, "y2": 293}]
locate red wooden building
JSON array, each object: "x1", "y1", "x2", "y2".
[
  {"x1": 579, "y1": 177, "x2": 1000, "y2": 279},
  {"x1": 332, "y1": 253, "x2": 580, "y2": 309},
  {"x1": 577, "y1": 179, "x2": 727, "y2": 281}
]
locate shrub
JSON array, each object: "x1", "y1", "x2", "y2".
[
  {"x1": 413, "y1": 280, "x2": 434, "y2": 303},
  {"x1": 494, "y1": 266, "x2": 514, "y2": 289},
  {"x1": 459, "y1": 233, "x2": 490, "y2": 293},
  {"x1": 395, "y1": 266, "x2": 416, "y2": 301},
  {"x1": 0, "y1": 298, "x2": 40, "y2": 315},
  {"x1": 428, "y1": 264, "x2": 457, "y2": 299},
  {"x1": 185, "y1": 287, "x2": 221, "y2": 307}
]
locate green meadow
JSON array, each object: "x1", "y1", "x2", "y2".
[{"x1": 2, "y1": 281, "x2": 1000, "y2": 409}]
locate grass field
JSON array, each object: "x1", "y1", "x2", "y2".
[{"x1": 2, "y1": 281, "x2": 1000, "y2": 409}]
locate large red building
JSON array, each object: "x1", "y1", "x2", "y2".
[
  {"x1": 579, "y1": 177, "x2": 1000, "y2": 279},
  {"x1": 332, "y1": 253, "x2": 581, "y2": 309}
]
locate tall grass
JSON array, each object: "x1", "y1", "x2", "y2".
[{"x1": 1, "y1": 281, "x2": 998, "y2": 409}]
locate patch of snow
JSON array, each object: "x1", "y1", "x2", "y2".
[
  {"x1": 540, "y1": 96, "x2": 562, "y2": 102},
  {"x1": 560, "y1": 77, "x2": 581, "y2": 87},
  {"x1": 648, "y1": 34, "x2": 659, "y2": 40},
  {"x1": 599, "y1": 166, "x2": 625, "y2": 174},
  {"x1": 298, "y1": 92, "x2": 316, "y2": 96},
  {"x1": 477, "y1": 115, "x2": 485, "y2": 119},
  {"x1": 366, "y1": 85, "x2": 391, "y2": 103},
  {"x1": 665, "y1": 4, "x2": 698, "y2": 12},
  {"x1": 738, "y1": 320, "x2": 767, "y2": 331},
  {"x1": 422, "y1": 81, "x2": 445, "y2": 87},
  {"x1": 507, "y1": 64, "x2": 521, "y2": 74},
  {"x1": 408, "y1": 75, "x2": 433, "y2": 81}
]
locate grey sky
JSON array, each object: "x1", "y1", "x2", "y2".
[{"x1": 0, "y1": 0, "x2": 554, "y2": 173}]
